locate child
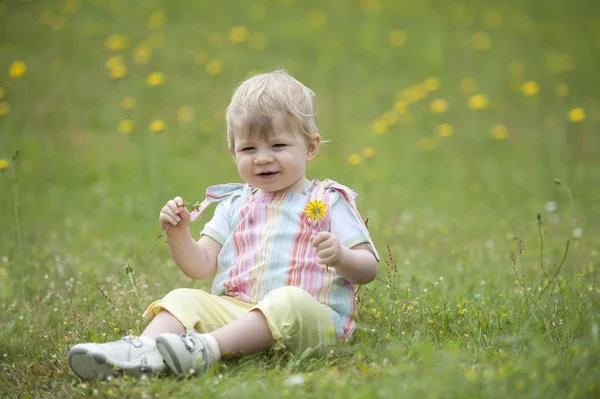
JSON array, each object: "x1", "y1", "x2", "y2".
[{"x1": 68, "y1": 70, "x2": 379, "y2": 380}]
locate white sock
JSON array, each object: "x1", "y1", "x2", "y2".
[
  {"x1": 139, "y1": 336, "x2": 156, "y2": 346},
  {"x1": 202, "y1": 333, "x2": 221, "y2": 362}
]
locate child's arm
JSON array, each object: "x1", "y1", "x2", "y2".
[
  {"x1": 311, "y1": 233, "x2": 378, "y2": 285},
  {"x1": 160, "y1": 196, "x2": 221, "y2": 279}
]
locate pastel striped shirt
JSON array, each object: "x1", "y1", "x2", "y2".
[{"x1": 197, "y1": 179, "x2": 379, "y2": 338}]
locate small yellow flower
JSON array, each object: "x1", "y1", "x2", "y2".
[
  {"x1": 110, "y1": 65, "x2": 127, "y2": 79},
  {"x1": 307, "y1": 8, "x2": 327, "y2": 29},
  {"x1": 468, "y1": 94, "x2": 488, "y2": 110},
  {"x1": 393, "y1": 101, "x2": 407, "y2": 114},
  {"x1": 491, "y1": 124, "x2": 508, "y2": 140},
  {"x1": 113, "y1": 327, "x2": 119, "y2": 333},
  {"x1": 104, "y1": 34, "x2": 129, "y2": 51},
  {"x1": 29, "y1": 329, "x2": 33, "y2": 333},
  {"x1": 555, "y1": 84, "x2": 569, "y2": 97},
  {"x1": 389, "y1": 29, "x2": 408, "y2": 47},
  {"x1": 372, "y1": 119, "x2": 388, "y2": 134},
  {"x1": 568, "y1": 107, "x2": 585, "y2": 123},
  {"x1": 423, "y1": 77, "x2": 440, "y2": 92},
  {"x1": 63, "y1": 321, "x2": 68, "y2": 325},
  {"x1": 0, "y1": 159, "x2": 8, "y2": 170},
  {"x1": 229, "y1": 26, "x2": 249, "y2": 43},
  {"x1": 348, "y1": 153, "x2": 361, "y2": 166},
  {"x1": 9, "y1": 61, "x2": 27, "y2": 78},
  {"x1": 250, "y1": 33, "x2": 268, "y2": 51},
  {"x1": 430, "y1": 99, "x2": 448, "y2": 113},
  {"x1": 177, "y1": 105, "x2": 194, "y2": 123},
  {"x1": 105, "y1": 56, "x2": 123, "y2": 70},
  {"x1": 118, "y1": 119, "x2": 134, "y2": 134},
  {"x1": 146, "y1": 72, "x2": 164, "y2": 87},
  {"x1": 205, "y1": 59, "x2": 223, "y2": 76},
  {"x1": 471, "y1": 32, "x2": 491, "y2": 50},
  {"x1": 460, "y1": 77, "x2": 477, "y2": 93},
  {"x1": 520, "y1": 81, "x2": 539, "y2": 96},
  {"x1": 436, "y1": 123, "x2": 453, "y2": 137},
  {"x1": 362, "y1": 147, "x2": 375, "y2": 159},
  {"x1": 134, "y1": 45, "x2": 152, "y2": 64},
  {"x1": 0, "y1": 101, "x2": 9, "y2": 116},
  {"x1": 121, "y1": 97, "x2": 135, "y2": 110},
  {"x1": 304, "y1": 200, "x2": 328, "y2": 222},
  {"x1": 150, "y1": 120, "x2": 166, "y2": 133}
]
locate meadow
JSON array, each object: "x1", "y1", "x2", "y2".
[{"x1": 1, "y1": 0, "x2": 599, "y2": 397}]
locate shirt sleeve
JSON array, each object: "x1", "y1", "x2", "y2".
[
  {"x1": 330, "y1": 193, "x2": 379, "y2": 261},
  {"x1": 200, "y1": 199, "x2": 232, "y2": 246}
]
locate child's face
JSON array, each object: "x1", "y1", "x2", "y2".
[{"x1": 229, "y1": 113, "x2": 320, "y2": 193}]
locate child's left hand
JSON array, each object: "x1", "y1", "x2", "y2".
[{"x1": 311, "y1": 232, "x2": 343, "y2": 267}]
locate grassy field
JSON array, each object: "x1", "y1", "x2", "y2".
[{"x1": 1, "y1": 0, "x2": 599, "y2": 397}]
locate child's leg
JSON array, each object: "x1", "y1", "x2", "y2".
[
  {"x1": 210, "y1": 309, "x2": 274, "y2": 358},
  {"x1": 141, "y1": 309, "x2": 185, "y2": 340}
]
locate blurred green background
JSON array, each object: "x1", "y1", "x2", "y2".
[{"x1": 1, "y1": 0, "x2": 599, "y2": 397}]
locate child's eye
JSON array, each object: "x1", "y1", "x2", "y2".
[
  {"x1": 241, "y1": 147, "x2": 255, "y2": 152},
  {"x1": 272, "y1": 144, "x2": 287, "y2": 149}
]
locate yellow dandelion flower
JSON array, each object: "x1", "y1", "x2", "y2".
[
  {"x1": 568, "y1": 107, "x2": 585, "y2": 123},
  {"x1": 389, "y1": 29, "x2": 408, "y2": 47},
  {"x1": 118, "y1": 119, "x2": 134, "y2": 134},
  {"x1": 105, "y1": 56, "x2": 123, "y2": 70},
  {"x1": 555, "y1": 84, "x2": 569, "y2": 97},
  {"x1": 520, "y1": 81, "x2": 539, "y2": 96},
  {"x1": 410, "y1": 84, "x2": 427, "y2": 102},
  {"x1": 146, "y1": 72, "x2": 164, "y2": 87},
  {"x1": 348, "y1": 153, "x2": 361, "y2": 166},
  {"x1": 468, "y1": 94, "x2": 488, "y2": 110},
  {"x1": 362, "y1": 147, "x2": 375, "y2": 159},
  {"x1": 460, "y1": 77, "x2": 477, "y2": 93},
  {"x1": 113, "y1": 327, "x2": 119, "y2": 333},
  {"x1": 0, "y1": 87, "x2": 4, "y2": 99},
  {"x1": 250, "y1": 33, "x2": 268, "y2": 51},
  {"x1": 150, "y1": 120, "x2": 166, "y2": 133},
  {"x1": 483, "y1": 9, "x2": 503, "y2": 28},
  {"x1": 147, "y1": 11, "x2": 165, "y2": 30},
  {"x1": 372, "y1": 119, "x2": 388, "y2": 134},
  {"x1": 9, "y1": 61, "x2": 27, "y2": 78},
  {"x1": 394, "y1": 100, "x2": 407, "y2": 114},
  {"x1": 304, "y1": 200, "x2": 328, "y2": 222},
  {"x1": 423, "y1": 77, "x2": 440, "y2": 92},
  {"x1": 110, "y1": 65, "x2": 127, "y2": 79},
  {"x1": 205, "y1": 59, "x2": 223, "y2": 76},
  {"x1": 491, "y1": 125, "x2": 508, "y2": 140},
  {"x1": 148, "y1": 32, "x2": 165, "y2": 48},
  {"x1": 0, "y1": 159, "x2": 9, "y2": 170},
  {"x1": 471, "y1": 32, "x2": 491, "y2": 50},
  {"x1": 29, "y1": 329, "x2": 33, "y2": 334},
  {"x1": 134, "y1": 45, "x2": 152, "y2": 64},
  {"x1": 419, "y1": 137, "x2": 437, "y2": 151},
  {"x1": 177, "y1": 105, "x2": 194, "y2": 123},
  {"x1": 121, "y1": 97, "x2": 135, "y2": 110},
  {"x1": 430, "y1": 99, "x2": 448, "y2": 113},
  {"x1": 229, "y1": 26, "x2": 249, "y2": 43},
  {"x1": 0, "y1": 101, "x2": 9, "y2": 116},
  {"x1": 104, "y1": 34, "x2": 129, "y2": 51},
  {"x1": 436, "y1": 123, "x2": 454, "y2": 137},
  {"x1": 307, "y1": 9, "x2": 327, "y2": 29}
]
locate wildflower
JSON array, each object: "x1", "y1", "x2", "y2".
[
  {"x1": 105, "y1": 56, "x2": 123, "y2": 70},
  {"x1": 555, "y1": 84, "x2": 569, "y2": 97},
  {"x1": 118, "y1": 120, "x2": 134, "y2": 134},
  {"x1": 113, "y1": 327, "x2": 119, "y2": 333},
  {"x1": 568, "y1": 107, "x2": 585, "y2": 122},
  {"x1": 423, "y1": 77, "x2": 439, "y2": 92},
  {"x1": 393, "y1": 100, "x2": 407, "y2": 114},
  {"x1": 428, "y1": 319, "x2": 434, "y2": 325},
  {"x1": 389, "y1": 29, "x2": 408, "y2": 47},
  {"x1": 147, "y1": 11, "x2": 165, "y2": 29},
  {"x1": 205, "y1": 59, "x2": 223, "y2": 76},
  {"x1": 110, "y1": 65, "x2": 127, "y2": 79},
  {"x1": 436, "y1": 123, "x2": 453, "y2": 137},
  {"x1": 306, "y1": 9, "x2": 327, "y2": 29},
  {"x1": 9, "y1": 61, "x2": 27, "y2": 78},
  {"x1": 63, "y1": 321, "x2": 68, "y2": 325},
  {"x1": 491, "y1": 124, "x2": 508, "y2": 140},
  {"x1": 520, "y1": 81, "x2": 539, "y2": 96},
  {"x1": 0, "y1": 102, "x2": 9, "y2": 116},
  {"x1": 572, "y1": 228, "x2": 583, "y2": 238},
  {"x1": 471, "y1": 32, "x2": 491, "y2": 50},
  {"x1": 304, "y1": 200, "x2": 328, "y2": 222},
  {"x1": 372, "y1": 119, "x2": 388, "y2": 134},
  {"x1": 430, "y1": 99, "x2": 448, "y2": 113},
  {"x1": 104, "y1": 34, "x2": 129, "y2": 51},
  {"x1": 134, "y1": 45, "x2": 152, "y2": 64},
  {"x1": 348, "y1": 153, "x2": 361, "y2": 166},
  {"x1": 460, "y1": 77, "x2": 477, "y2": 93},
  {"x1": 121, "y1": 97, "x2": 135, "y2": 110},
  {"x1": 251, "y1": 33, "x2": 269, "y2": 51},
  {"x1": 177, "y1": 106, "x2": 194, "y2": 123},
  {"x1": 362, "y1": 147, "x2": 375, "y2": 159},
  {"x1": 544, "y1": 201, "x2": 557, "y2": 212},
  {"x1": 29, "y1": 329, "x2": 33, "y2": 333},
  {"x1": 468, "y1": 94, "x2": 488, "y2": 110},
  {"x1": 229, "y1": 26, "x2": 249, "y2": 43},
  {"x1": 146, "y1": 72, "x2": 164, "y2": 87},
  {"x1": 150, "y1": 120, "x2": 166, "y2": 133}
]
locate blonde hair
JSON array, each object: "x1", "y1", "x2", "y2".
[{"x1": 225, "y1": 70, "x2": 318, "y2": 151}]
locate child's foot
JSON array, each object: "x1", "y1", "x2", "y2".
[
  {"x1": 68, "y1": 335, "x2": 165, "y2": 380},
  {"x1": 156, "y1": 330, "x2": 218, "y2": 377}
]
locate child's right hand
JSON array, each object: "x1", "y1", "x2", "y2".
[{"x1": 159, "y1": 196, "x2": 191, "y2": 233}]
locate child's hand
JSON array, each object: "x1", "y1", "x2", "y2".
[
  {"x1": 311, "y1": 232, "x2": 343, "y2": 267},
  {"x1": 159, "y1": 196, "x2": 191, "y2": 234}
]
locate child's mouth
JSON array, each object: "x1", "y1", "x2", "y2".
[{"x1": 257, "y1": 171, "x2": 279, "y2": 180}]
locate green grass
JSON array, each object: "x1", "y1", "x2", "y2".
[{"x1": 1, "y1": 0, "x2": 600, "y2": 397}]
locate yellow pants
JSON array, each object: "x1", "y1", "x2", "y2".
[{"x1": 142, "y1": 286, "x2": 337, "y2": 355}]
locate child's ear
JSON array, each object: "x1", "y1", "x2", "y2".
[{"x1": 306, "y1": 134, "x2": 321, "y2": 160}]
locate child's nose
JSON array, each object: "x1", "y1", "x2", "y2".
[{"x1": 254, "y1": 151, "x2": 273, "y2": 164}]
